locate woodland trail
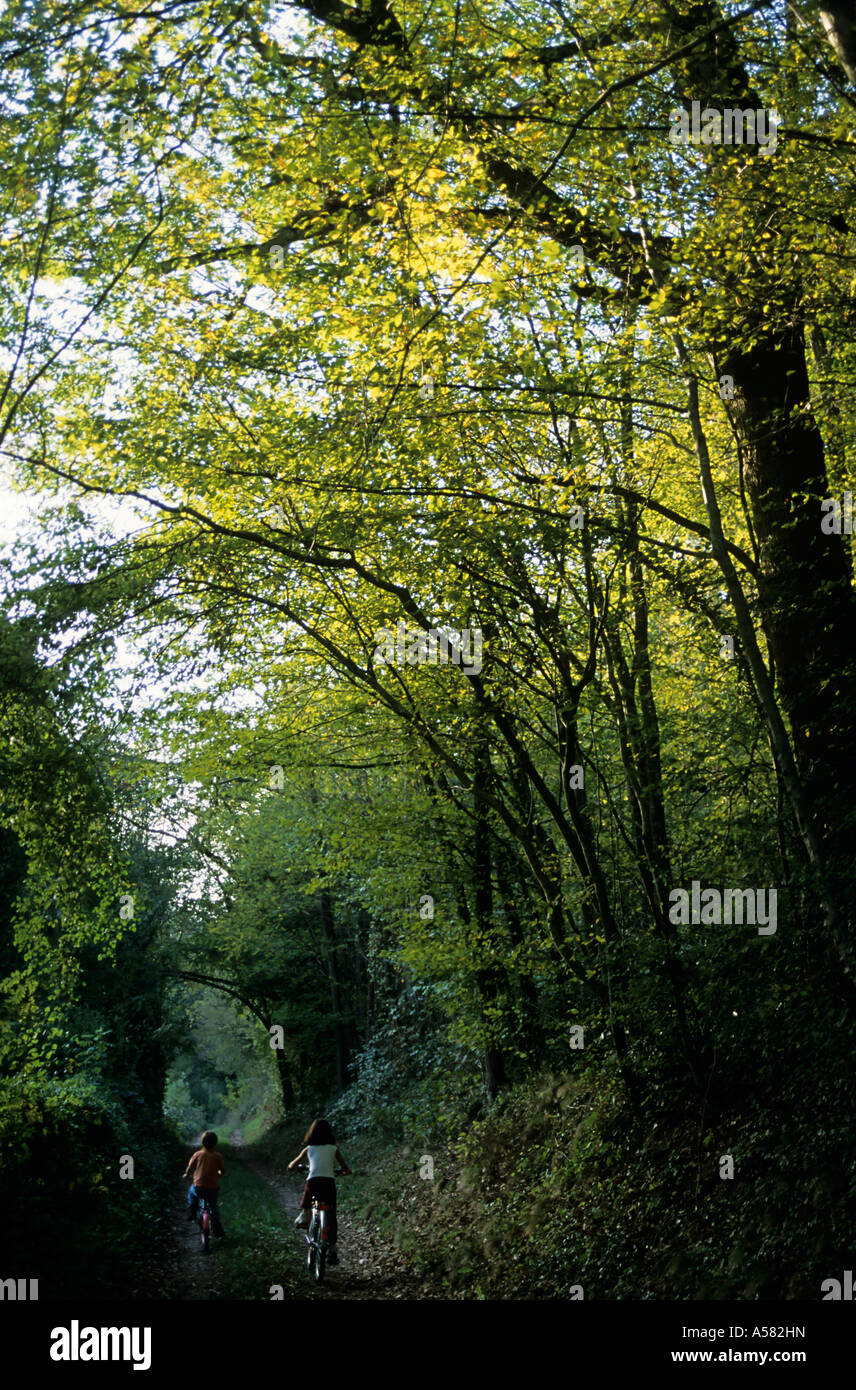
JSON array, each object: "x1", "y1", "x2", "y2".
[{"x1": 143, "y1": 1139, "x2": 432, "y2": 1300}]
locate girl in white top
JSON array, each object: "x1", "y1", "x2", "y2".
[{"x1": 288, "y1": 1119, "x2": 351, "y2": 1260}]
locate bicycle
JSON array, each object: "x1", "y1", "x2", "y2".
[
  {"x1": 195, "y1": 1191, "x2": 222, "y2": 1253},
  {"x1": 297, "y1": 1164, "x2": 344, "y2": 1285}
]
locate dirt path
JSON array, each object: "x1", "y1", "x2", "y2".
[
  {"x1": 142, "y1": 1138, "x2": 430, "y2": 1300},
  {"x1": 158, "y1": 1177, "x2": 235, "y2": 1301}
]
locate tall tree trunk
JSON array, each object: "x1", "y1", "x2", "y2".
[
  {"x1": 494, "y1": 845, "x2": 545, "y2": 1059},
  {"x1": 319, "y1": 889, "x2": 350, "y2": 1092},
  {"x1": 472, "y1": 734, "x2": 508, "y2": 1100},
  {"x1": 657, "y1": 0, "x2": 856, "y2": 977},
  {"x1": 722, "y1": 325, "x2": 856, "y2": 862},
  {"x1": 605, "y1": 476, "x2": 706, "y2": 1090},
  {"x1": 274, "y1": 1046, "x2": 295, "y2": 1112},
  {"x1": 818, "y1": 1, "x2": 856, "y2": 84}
]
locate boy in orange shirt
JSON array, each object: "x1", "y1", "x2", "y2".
[{"x1": 183, "y1": 1130, "x2": 226, "y2": 1238}]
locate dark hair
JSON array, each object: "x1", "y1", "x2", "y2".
[
  {"x1": 201, "y1": 1130, "x2": 218, "y2": 1150},
  {"x1": 302, "y1": 1118, "x2": 335, "y2": 1146}
]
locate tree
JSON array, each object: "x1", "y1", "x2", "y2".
[{"x1": 3, "y1": 0, "x2": 855, "y2": 1105}]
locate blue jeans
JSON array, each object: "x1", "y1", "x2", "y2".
[{"x1": 187, "y1": 1183, "x2": 224, "y2": 1236}]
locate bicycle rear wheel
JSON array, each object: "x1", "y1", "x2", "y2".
[
  {"x1": 201, "y1": 1207, "x2": 210, "y2": 1253},
  {"x1": 314, "y1": 1211, "x2": 327, "y2": 1284}
]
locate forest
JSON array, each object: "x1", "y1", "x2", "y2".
[{"x1": 1, "y1": 0, "x2": 855, "y2": 1320}]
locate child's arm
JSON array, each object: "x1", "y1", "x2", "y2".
[
  {"x1": 335, "y1": 1148, "x2": 352, "y2": 1175},
  {"x1": 287, "y1": 1147, "x2": 308, "y2": 1170},
  {"x1": 182, "y1": 1152, "x2": 197, "y2": 1180}
]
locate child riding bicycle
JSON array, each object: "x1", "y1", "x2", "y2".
[
  {"x1": 288, "y1": 1119, "x2": 351, "y2": 1265},
  {"x1": 183, "y1": 1129, "x2": 226, "y2": 1239}
]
